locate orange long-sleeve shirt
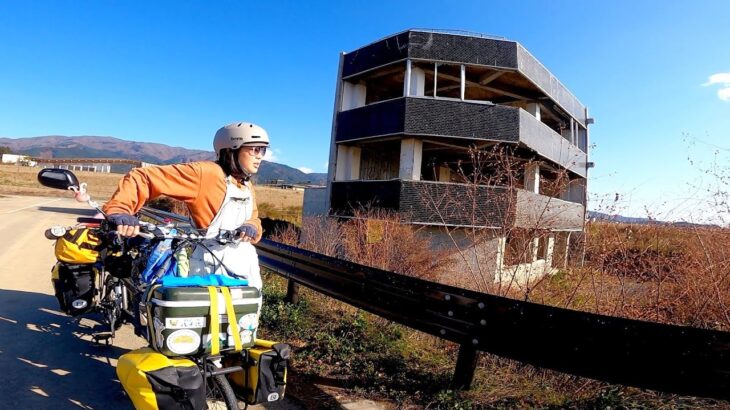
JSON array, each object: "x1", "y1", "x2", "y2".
[{"x1": 102, "y1": 161, "x2": 263, "y2": 242}]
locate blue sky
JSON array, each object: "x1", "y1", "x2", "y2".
[{"x1": 1, "y1": 1, "x2": 728, "y2": 221}]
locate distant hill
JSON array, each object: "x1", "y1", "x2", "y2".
[
  {"x1": 587, "y1": 211, "x2": 719, "y2": 228},
  {"x1": 0, "y1": 135, "x2": 326, "y2": 185}
]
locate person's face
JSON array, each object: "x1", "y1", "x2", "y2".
[{"x1": 237, "y1": 146, "x2": 267, "y2": 174}]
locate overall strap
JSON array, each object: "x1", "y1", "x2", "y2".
[
  {"x1": 207, "y1": 286, "x2": 220, "y2": 355},
  {"x1": 220, "y1": 287, "x2": 242, "y2": 351}
]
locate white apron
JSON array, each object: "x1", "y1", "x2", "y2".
[{"x1": 188, "y1": 177, "x2": 262, "y2": 290}]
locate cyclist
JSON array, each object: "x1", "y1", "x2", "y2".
[{"x1": 102, "y1": 122, "x2": 269, "y2": 289}]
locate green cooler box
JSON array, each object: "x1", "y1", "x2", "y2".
[{"x1": 148, "y1": 286, "x2": 261, "y2": 357}]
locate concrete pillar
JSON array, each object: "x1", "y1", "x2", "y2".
[
  {"x1": 460, "y1": 64, "x2": 466, "y2": 100},
  {"x1": 545, "y1": 234, "x2": 555, "y2": 267},
  {"x1": 530, "y1": 237, "x2": 540, "y2": 263},
  {"x1": 524, "y1": 163, "x2": 540, "y2": 193},
  {"x1": 408, "y1": 66, "x2": 426, "y2": 97},
  {"x1": 496, "y1": 236, "x2": 506, "y2": 273},
  {"x1": 325, "y1": 53, "x2": 346, "y2": 215},
  {"x1": 399, "y1": 138, "x2": 423, "y2": 180},
  {"x1": 404, "y1": 60, "x2": 412, "y2": 97},
  {"x1": 562, "y1": 118, "x2": 575, "y2": 144},
  {"x1": 433, "y1": 63, "x2": 438, "y2": 97},
  {"x1": 342, "y1": 81, "x2": 366, "y2": 111},
  {"x1": 526, "y1": 102, "x2": 541, "y2": 122},
  {"x1": 335, "y1": 145, "x2": 361, "y2": 181}
]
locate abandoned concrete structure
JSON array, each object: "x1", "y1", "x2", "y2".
[{"x1": 305, "y1": 29, "x2": 591, "y2": 286}]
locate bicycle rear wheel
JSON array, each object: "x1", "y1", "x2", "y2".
[{"x1": 205, "y1": 366, "x2": 240, "y2": 410}]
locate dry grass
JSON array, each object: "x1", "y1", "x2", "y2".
[
  {"x1": 255, "y1": 186, "x2": 304, "y2": 209},
  {"x1": 529, "y1": 222, "x2": 730, "y2": 331},
  {"x1": 0, "y1": 164, "x2": 121, "y2": 199}
]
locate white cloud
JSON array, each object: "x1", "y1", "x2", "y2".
[
  {"x1": 703, "y1": 72, "x2": 730, "y2": 101},
  {"x1": 297, "y1": 167, "x2": 313, "y2": 174},
  {"x1": 264, "y1": 148, "x2": 278, "y2": 162},
  {"x1": 718, "y1": 87, "x2": 730, "y2": 101},
  {"x1": 323, "y1": 161, "x2": 329, "y2": 169},
  {"x1": 703, "y1": 72, "x2": 730, "y2": 86}
]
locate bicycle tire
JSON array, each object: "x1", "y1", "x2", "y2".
[{"x1": 205, "y1": 370, "x2": 240, "y2": 410}]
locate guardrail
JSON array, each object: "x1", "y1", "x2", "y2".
[{"x1": 255, "y1": 239, "x2": 730, "y2": 400}]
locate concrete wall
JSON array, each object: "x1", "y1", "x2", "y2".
[
  {"x1": 303, "y1": 187, "x2": 328, "y2": 217},
  {"x1": 519, "y1": 109, "x2": 588, "y2": 178},
  {"x1": 514, "y1": 190, "x2": 585, "y2": 231}
]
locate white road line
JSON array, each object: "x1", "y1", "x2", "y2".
[{"x1": 2, "y1": 198, "x2": 62, "y2": 214}]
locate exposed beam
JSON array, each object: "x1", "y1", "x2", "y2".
[
  {"x1": 436, "y1": 85, "x2": 462, "y2": 93},
  {"x1": 422, "y1": 139, "x2": 497, "y2": 151},
  {"x1": 427, "y1": 69, "x2": 537, "y2": 101},
  {"x1": 362, "y1": 65, "x2": 404, "y2": 80},
  {"x1": 478, "y1": 71, "x2": 505, "y2": 85}
]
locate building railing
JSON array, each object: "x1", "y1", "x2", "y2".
[{"x1": 330, "y1": 179, "x2": 585, "y2": 230}]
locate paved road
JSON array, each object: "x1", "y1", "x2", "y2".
[{"x1": 0, "y1": 195, "x2": 308, "y2": 410}]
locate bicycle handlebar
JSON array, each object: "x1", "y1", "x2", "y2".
[{"x1": 50, "y1": 216, "x2": 243, "y2": 246}]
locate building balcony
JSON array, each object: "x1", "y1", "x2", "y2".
[
  {"x1": 335, "y1": 97, "x2": 587, "y2": 177},
  {"x1": 330, "y1": 180, "x2": 584, "y2": 230},
  {"x1": 341, "y1": 29, "x2": 588, "y2": 128}
]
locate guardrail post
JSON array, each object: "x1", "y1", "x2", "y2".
[
  {"x1": 451, "y1": 344, "x2": 478, "y2": 390},
  {"x1": 285, "y1": 279, "x2": 300, "y2": 304}
]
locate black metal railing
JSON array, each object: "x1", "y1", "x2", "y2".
[{"x1": 255, "y1": 239, "x2": 730, "y2": 399}]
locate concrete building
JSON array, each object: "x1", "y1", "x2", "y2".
[
  {"x1": 33, "y1": 158, "x2": 156, "y2": 173},
  {"x1": 1, "y1": 154, "x2": 37, "y2": 166},
  {"x1": 305, "y1": 29, "x2": 592, "y2": 287}
]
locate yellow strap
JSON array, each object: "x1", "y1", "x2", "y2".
[
  {"x1": 207, "y1": 286, "x2": 220, "y2": 355},
  {"x1": 221, "y1": 287, "x2": 242, "y2": 352}
]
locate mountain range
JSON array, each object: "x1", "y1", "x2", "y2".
[
  {"x1": 587, "y1": 211, "x2": 719, "y2": 228},
  {"x1": 0, "y1": 135, "x2": 327, "y2": 185}
]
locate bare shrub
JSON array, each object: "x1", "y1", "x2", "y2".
[
  {"x1": 530, "y1": 221, "x2": 730, "y2": 330},
  {"x1": 339, "y1": 209, "x2": 452, "y2": 280},
  {"x1": 272, "y1": 210, "x2": 452, "y2": 283}
]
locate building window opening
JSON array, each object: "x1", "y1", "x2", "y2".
[
  {"x1": 464, "y1": 66, "x2": 501, "y2": 102},
  {"x1": 421, "y1": 149, "x2": 465, "y2": 183},
  {"x1": 539, "y1": 168, "x2": 570, "y2": 199},
  {"x1": 359, "y1": 140, "x2": 400, "y2": 180},
  {"x1": 504, "y1": 230, "x2": 533, "y2": 266},
  {"x1": 435, "y1": 64, "x2": 462, "y2": 99},
  {"x1": 344, "y1": 62, "x2": 405, "y2": 107},
  {"x1": 576, "y1": 125, "x2": 588, "y2": 152}
]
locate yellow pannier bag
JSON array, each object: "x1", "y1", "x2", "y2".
[
  {"x1": 227, "y1": 339, "x2": 290, "y2": 404},
  {"x1": 116, "y1": 347, "x2": 205, "y2": 410},
  {"x1": 54, "y1": 228, "x2": 101, "y2": 264}
]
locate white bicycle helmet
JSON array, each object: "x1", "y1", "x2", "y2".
[
  {"x1": 213, "y1": 122, "x2": 269, "y2": 155},
  {"x1": 214, "y1": 122, "x2": 270, "y2": 181}
]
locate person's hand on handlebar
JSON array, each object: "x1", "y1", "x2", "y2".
[
  {"x1": 237, "y1": 223, "x2": 258, "y2": 242},
  {"x1": 108, "y1": 213, "x2": 141, "y2": 237}
]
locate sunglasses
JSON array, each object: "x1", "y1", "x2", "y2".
[{"x1": 245, "y1": 146, "x2": 268, "y2": 156}]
